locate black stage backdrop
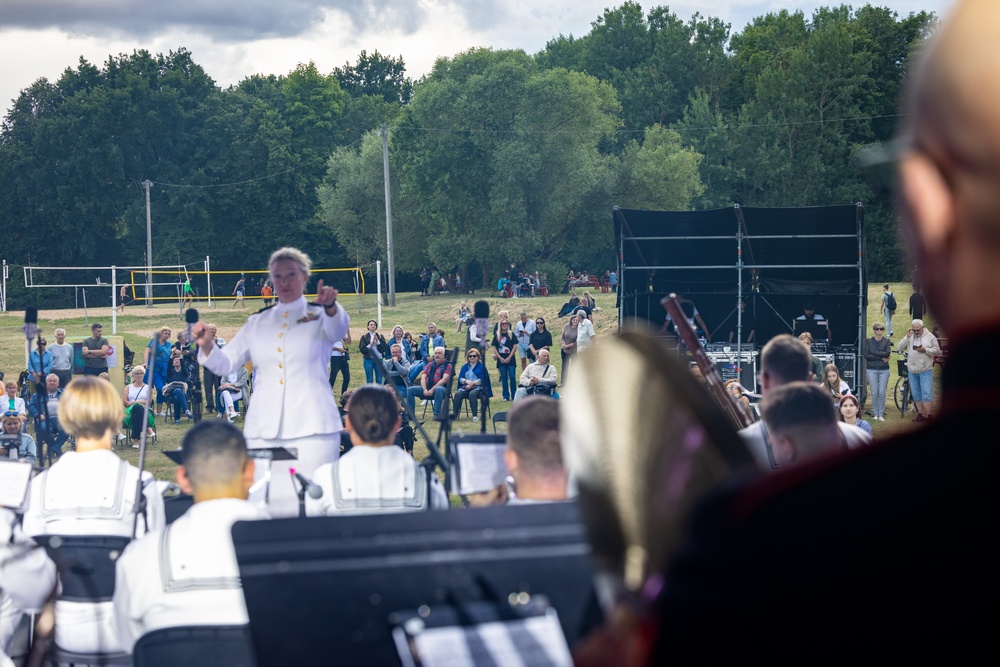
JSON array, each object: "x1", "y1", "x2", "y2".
[{"x1": 614, "y1": 204, "x2": 868, "y2": 348}]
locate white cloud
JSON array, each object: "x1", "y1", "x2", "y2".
[{"x1": 0, "y1": 0, "x2": 953, "y2": 118}]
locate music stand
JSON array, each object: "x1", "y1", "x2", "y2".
[
  {"x1": 163, "y1": 447, "x2": 296, "y2": 508},
  {"x1": 233, "y1": 501, "x2": 601, "y2": 666},
  {"x1": 447, "y1": 433, "x2": 508, "y2": 502}
]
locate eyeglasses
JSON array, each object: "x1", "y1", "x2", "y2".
[
  {"x1": 468, "y1": 354, "x2": 480, "y2": 359},
  {"x1": 535, "y1": 321, "x2": 544, "y2": 325},
  {"x1": 873, "y1": 327, "x2": 884, "y2": 331}
]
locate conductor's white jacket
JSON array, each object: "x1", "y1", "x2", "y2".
[{"x1": 199, "y1": 297, "x2": 350, "y2": 441}]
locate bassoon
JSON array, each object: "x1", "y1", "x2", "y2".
[{"x1": 661, "y1": 294, "x2": 754, "y2": 430}]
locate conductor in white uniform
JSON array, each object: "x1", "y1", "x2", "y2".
[
  {"x1": 194, "y1": 247, "x2": 350, "y2": 517},
  {"x1": 113, "y1": 420, "x2": 267, "y2": 653}
]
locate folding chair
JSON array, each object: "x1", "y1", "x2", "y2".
[{"x1": 34, "y1": 535, "x2": 133, "y2": 666}]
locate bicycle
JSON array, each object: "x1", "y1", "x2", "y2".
[{"x1": 893, "y1": 354, "x2": 915, "y2": 417}]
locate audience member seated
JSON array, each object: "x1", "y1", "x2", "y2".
[
  {"x1": 2, "y1": 381, "x2": 27, "y2": 430},
  {"x1": 405, "y1": 347, "x2": 453, "y2": 417},
  {"x1": 408, "y1": 323, "x2": 445, "y2": 383},
  {"x1": 505, "y1": 396, "x2": 567, "y2": 504},
  {"x1": 122, "y1": 365, "x2": 155, "y2": 449},
  {"x1": 822, "y1": 363, "x2": 851, "y2": 402},
  {"x1": 451, "y1": 348, "x2": 490, "y2": 422},
  {"x1": 164, "y1": 356, "x2": 195, "y2": 423},
  {"x1": 112, "y1": 421, "x2": 266, "y2": 653},
  {"x1": 216, "y1": 366, "x2": 247, "y2": 422},
  {"x1": 383, "y1": 344, "x2": 411, "y2": 401},
  {"x1": 513, "y1": 349, "x2": 558, "y2": 401},
  {"x1": 27, "y1": 373, "x2": 68, "y2": 457},
  {"x1": 308, "y1": 385, "x2": 448, "y2": 515},
  {"x1": 0, "y1": 507, "x2": 57, "y2": 667},
  {"x1": 838, "y1": 394, "x2": 873, "y2": 437},
  {"x1": 0, "y1": 414, "x2": 36, "y2": 464},
  {"x1": 760, "y1": 382, "x2": 846, "y2": 467},
  {"x1": 22, "y1": 377, "x2": 165, "y2": 656},
  {"x1": 740, "y1": 335, "x2": 870, "y2": 472}
]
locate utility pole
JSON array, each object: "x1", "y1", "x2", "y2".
[
  {"x1": 144, "y1": 179, "x2": 153, "y2": 307},
  {"x1": 382, "y1": 123, "x2": 396, "y2": 307}
]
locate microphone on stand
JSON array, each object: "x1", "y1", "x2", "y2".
[
  {"x1": 185, "y1": 308, "x2": 199, "y2": 343},
  {"x1": 23, "y1": 307, "x2": 39, "y2": 343},
  {"x1": 473, "y1": 300, "x2": 490, "y2": 434},
  {"x1": 290, "y1": 468, "x2": 323, "y2": 499}
]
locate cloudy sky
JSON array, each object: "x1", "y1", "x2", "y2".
[{"x1": 0, "y1": 0, "x2": 951, "y2": 119}]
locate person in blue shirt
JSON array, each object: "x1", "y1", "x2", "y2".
[
  {"x1": 28, "y1": 336, "x2": 53, "y2": 395},
  {"x1": 408, "y1": 323, "x2": 445, "y2": 384}
]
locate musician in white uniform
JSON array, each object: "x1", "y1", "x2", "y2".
[
  {"x1": 194, "y1": 247, "x2": 350, "y2": 517},
  {"x1": 1, "y1": 508, "x2": 57, "y2": 667},
  {"x1": 306, "y1": 385, "x2": 447, "y2": 516},
  {"x1": 21, "y1": 377, "x2": 165, "y2": 655},
  {"x1": 113, "y1": 421, "x2": 267, "y2": 652}
]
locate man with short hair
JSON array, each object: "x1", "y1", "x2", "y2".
[
  {"x1": 514, "y1": 312, "x2": 536, "y2": 371},
  {"x1": 505, "y1": 396, "x2": 567, "y2": 503},
  {"x1": 740, "y1": 334, "x2": 870, "y2": 471},
  {"x1": 575, "y1": 309, "x2": 596, "y2": 349},
  {"x1": 81, "y1": 323, "x2": 109, "y2": 377},
  {"x1": 405, "y1": 347, "x2": 452, "y2": 417},
  {"x1": 112, "y1": 421, "x2": 266, "y2": 653},
  {"x1": 50, "y1": 328, "x2": 74, "y2": 387},
  {"x1": 408, "y1": 323, "x2": 445, "y2": 384},
  {"x1": 644, "y1": 4, "x2": 1000, "y2": 660},
  {"x1": 27, "y1": 373, "x2": 67, "y2": 457},
  {"x1": 897, "y1": 318, "x2": 940, "y2": 421},
  {"x1": 383, "y1": 344, "x2": 411, "y2": 401},
  {"x1": 760, "y1": 382, "x2": 844, "y2": 467},
  {"x1": 513, "y1": 348, "x2": 558, "y2": 401}
]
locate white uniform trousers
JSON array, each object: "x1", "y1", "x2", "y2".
[{"x1": 247, "y1": 433, "x2": 340, "y2": 518}]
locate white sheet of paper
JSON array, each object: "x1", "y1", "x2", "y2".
[
  {"x1": 0, "y1": 460, "x2": 33, "y2": 509},
  {"x1": 454, "y1": 442, "x2": 508, "y2": 495},
  {"x1": 407, "y1": 611, "x2": 571, "y2": 667}
]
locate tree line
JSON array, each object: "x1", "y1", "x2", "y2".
[{"x1": 0, "y1": 3, "x2": 933, "y2": 307}]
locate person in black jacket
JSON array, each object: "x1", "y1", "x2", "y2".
[{"x1": 359, "y1": 320, "x2": 387, "y2": 384}]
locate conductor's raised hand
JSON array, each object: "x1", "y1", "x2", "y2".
[
  {"x1": 315, "y1": 279, "x2": 339, "y2": 309},
  {"x1": 191, "y1": 321, "x2": 213, "y2": 349}
]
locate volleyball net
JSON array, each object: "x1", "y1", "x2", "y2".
[
  {"x1": 22, "y1": 263, "x2": 370, "y2": 310},
  {"x1": 141, "y1": 268, "x2": 367, "y2": 303}
]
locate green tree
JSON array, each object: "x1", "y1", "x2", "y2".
[{"x1": 617, "y1": 124, "x2": 705, "y2": 210}]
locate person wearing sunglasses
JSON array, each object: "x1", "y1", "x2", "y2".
[
  {"x1": 864, "y1": 322, "x2": 892, "y2": 421},
  {"x1": 528, "y1": 318, "x2": 553, "y2": 363}
]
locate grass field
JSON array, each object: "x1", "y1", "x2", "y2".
[{"x1": 0, "y1": 283, "x2": 939, "y2": 482}]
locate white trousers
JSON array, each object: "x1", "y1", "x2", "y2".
[{"x1": 247, "y1": 433, "x2": 340, "y2": 518}]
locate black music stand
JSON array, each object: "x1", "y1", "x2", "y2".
[{"x1": 233, "y1": 501, "x2": 601, "y2": 666}]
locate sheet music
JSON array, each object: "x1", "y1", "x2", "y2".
[
  {"x1": 0, "y1": 460, "x2": 32, "y2": 509},
  {"x1": 394, "y1": 610, "x2": 571, "y2": 667},
  {"x1": 455, "y1": 442, "x2": 508, "y2": 495}
]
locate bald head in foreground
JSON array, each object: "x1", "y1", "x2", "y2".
[{"x1": 631, "y1": 3, "x2": 1000, "y2": 663}]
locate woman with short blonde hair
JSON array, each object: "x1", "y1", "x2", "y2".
[{"x1": 21, "y1": 375, "x2": 165, "y2": 655}]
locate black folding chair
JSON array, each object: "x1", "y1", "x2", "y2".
[{"x1": 34, "y1": 534, "x2": 133, "y2": 665}]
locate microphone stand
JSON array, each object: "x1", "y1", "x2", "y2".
[
  {"x1": 131, "y1": 326, "x2": 157, "y2": 539},
  {"x1": 399, "y1": 348, "x2": 456, "y2": 491},
  {"x1": 291, "y1": 471, "x2": 308, "y2": 519}
]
